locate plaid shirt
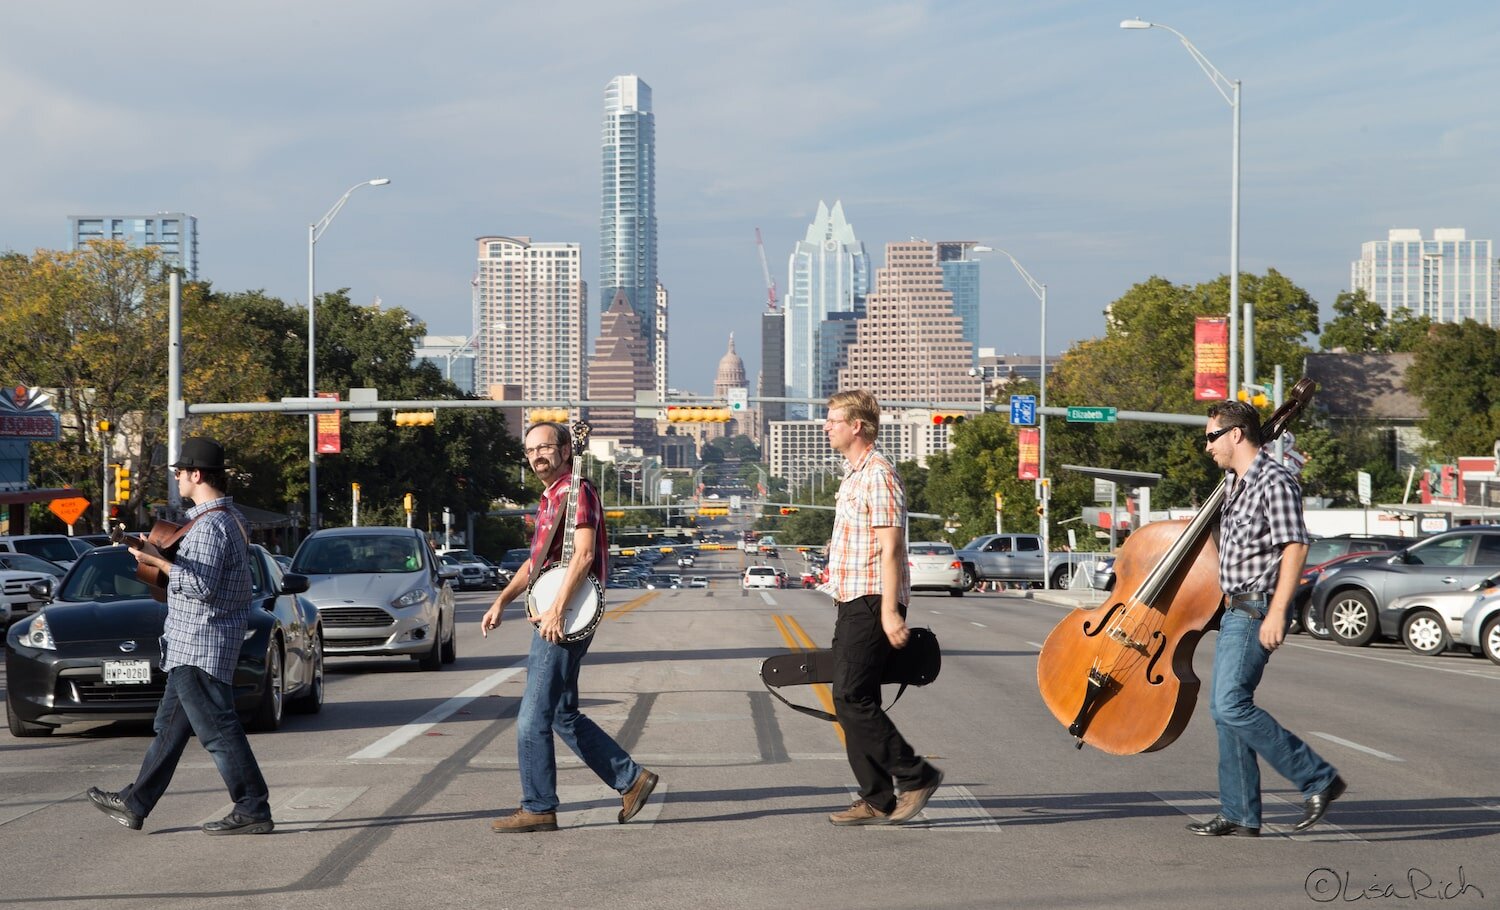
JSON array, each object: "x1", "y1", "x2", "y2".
[
  {"x1": 531, "y1": 472, "x2": 608, "y2": 581},
  {"x1": 161, "y1": 497, "x2": 254, "y2": 684},
  {"x1": 827, "y1": 446, "x2": 910, "y2": 604},
  {"x1": 1218, "y1": 447, "x2": 1309, "y2": 595}
]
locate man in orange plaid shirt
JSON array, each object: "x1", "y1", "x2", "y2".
[{"x1": 822, "y1": 390, "x2": 943, "y2": 826}]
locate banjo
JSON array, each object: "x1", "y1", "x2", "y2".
[{"x1": 525, "y1": 420, "x2": 605, "y2": 643}]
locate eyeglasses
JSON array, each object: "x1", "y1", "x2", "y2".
[
  {"x1": 1204, "y1": 426, "x2": 1236, "y2": 444},
  {"x1": 524, "y1": 443, "x2": 561, "y2": 457}
]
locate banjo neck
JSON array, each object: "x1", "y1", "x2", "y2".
[{"x1": 549, "y1": 420, "x2": 592, "y2": 570}]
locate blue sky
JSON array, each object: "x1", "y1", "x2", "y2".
[{"x1": 3, "y1": 1, "x2": 1497, "y2": 396}]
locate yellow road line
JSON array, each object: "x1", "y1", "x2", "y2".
[
  {"x1": 605, "y1": 589, "x2": 660, "y2": 621},
  {"x1": 772, "y1": 614, "x2": 843, "y2": 744}
]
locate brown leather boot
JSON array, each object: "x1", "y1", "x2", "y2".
[
  {"x1": 828, "y1": 799, "x2": 891, "y2": 826},
  {"x1": 619, "y1": 769, "x2": 659, "y2": 823},
  {"x1": 490, "y1": 809, "x2": 559, "y2": 833}
]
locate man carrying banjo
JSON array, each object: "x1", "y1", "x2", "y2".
[{"x1": 481, "y1": 421, "x2": 659, "y2": 833}]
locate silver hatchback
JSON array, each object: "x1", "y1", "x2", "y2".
[{"x1": 288, "y1": 527, "x2": 457, "y2": 670}]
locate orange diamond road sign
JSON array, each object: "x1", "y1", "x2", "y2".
[{"x1": 49, "y1": 495, "x2": 90, "y2": 526}]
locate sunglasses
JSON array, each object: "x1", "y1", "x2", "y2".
[{"x1": 1204, "y1": 426, "x2": 1236, "y2": 443}]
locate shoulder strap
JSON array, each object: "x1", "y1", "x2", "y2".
[
  {"x1": 761, "y1": 676, "x2": 913, "y2": 723},
  {"x1": 533, "y1": 491, "x2": 570, "y2": 570}
]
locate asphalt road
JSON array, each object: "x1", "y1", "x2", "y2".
[{"x1": 3, "y1": 547, "x2": 1498, "y2": 909}]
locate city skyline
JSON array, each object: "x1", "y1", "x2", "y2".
[{"x1": 3, "y1": 3, "x2": 1499, "y2": 399}]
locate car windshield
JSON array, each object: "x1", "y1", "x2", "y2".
[
  {"x1": 0, "y1": 553, "x2": 68, "y2": 576},
  {"x1": 10, "y1": 537, "x2": 77, "y2": 563},
  {"x1": 57, "y1": 548, "x2": 156, "y2": 602},
  {"x1": 910, "y1": 543, "x2": 954, "y2": 556},
  {"x1": 293, "y1": 534, "x2": 424, "y2": 574}
]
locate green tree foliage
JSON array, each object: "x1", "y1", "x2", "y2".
[
  {"x1": 1319, "y1": 289, "x2": 1432, "y2": 353},
  {"x1": 1407, "y1": 320, "x2": 1500, "y2": 461}
]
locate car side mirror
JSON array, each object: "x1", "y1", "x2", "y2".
[
  {"x1": 280, "y1": 573, "x2": 310, "y2": 595},
  {"x1": 27, "y1": 579, "x2": 54, "y2": 603},
  {"x1": 437, "y1": 564, "x2": 460, "y2": 580}
]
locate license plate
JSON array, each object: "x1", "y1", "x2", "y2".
[{"x1": 102, "y1": 660, "x2": 152, "y2": 685}]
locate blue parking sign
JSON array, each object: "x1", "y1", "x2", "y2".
[{"x1": 1010, "y1": 395, "x2": 1036, "y2": 426}]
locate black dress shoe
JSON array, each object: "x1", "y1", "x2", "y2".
[
  {"x1": 203, "y1": 812, "x2": 275, "y2": 835},
  {"x1": 87, "y1": 787, "x2": 142, "y2": 831},
  {"x1": 1186, "y1": 814, "x2": 1260, "y2": 837},
  {"x1": 1294, "y1": 775, "x2": 1347, "y2": 832}
]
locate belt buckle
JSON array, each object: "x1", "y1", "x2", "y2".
[{"x1": 1229, "y1": 593, "x2": 1267, "y2": 619}]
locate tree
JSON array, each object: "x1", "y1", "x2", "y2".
[
  {"x1": 1407, "y1": 320, "x2": 1500, "y2": 461},
  {"x1": 1319, "y1": 289, "x2": 1432, "y2": 353}
]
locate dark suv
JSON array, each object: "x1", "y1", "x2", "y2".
[{"x1": 1304, "y1": 533, "x2": 1414, "y2": 567}]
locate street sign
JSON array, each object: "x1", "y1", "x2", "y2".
[
  {"x1": 49, "y1": 495, "x2": 89, "y2": 526},
  {"x1": 1094, "y1": 479, "x2": 1116, "y2": 503},
  {"x1": 1066, "y1": 406, "x2": 1117, "y2": 423},
  {"x1": 1009, "y1": 395, "x2": 1036, "y2": 426},
  {"x1": 727, "y1": 388, "x2": 748, "y2": 412},
  {"x1": 349, "y1": 387, "x2": 379, "y2": 423},
  {"x1": 1357, "y1": 471, "x2": 1372, "y2": 506}
]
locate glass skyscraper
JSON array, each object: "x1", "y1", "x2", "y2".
[
  {"x1": 937, "y1": 241, "x2": 981, "y2": 365},
  {"x1": 783, "y1": 200, "x2": 869, "y2": 418},
  {"x1": 1351, "y1": 228, "x2": 1498, "y2": 325},
  {"x1": 600, "y1": 75, "x2": 659, "y2": 371},
  {"x1": 68, "y1": 213, "x2": 199, "y2": 279}
]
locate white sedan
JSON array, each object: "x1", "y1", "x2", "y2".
[
  {"x1": 1459, "y1": 590, "x2": 1500, "y2": 664},
  {"x1": 908, "y1": 541, "x2": 964, "y2": 597}
]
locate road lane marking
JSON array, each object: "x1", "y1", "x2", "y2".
[
  {"x1": 1308, "y1": 731, "x2": 1404, "y2": 762},
  {"x1": 471, "y1": 751, "x2": 849, "y2": 767},
  {"x1": 772, "y1": 615, "x2": 843, "y2": 744},
  {"x1": 1026, "y1": 641, "x2": 1045, "y2": 649},
  {"x1": 0, "y1": 791, "x2": 81, "y2": 827},
  {"x1": 759, "y1": 590, "x2": 777, "y2": 604},
  {"x1": 605, "y1": 590, "x2": 660, "y2": 621},
  {"x1": 203, "y1": 786, "x2": 369, "y2": 831},
  {"x1": 1284, "y1": 640, "x2": 1500, "y2": 680},
  {"x1": 551, "y1": 782, "x2": 668, "y2": 828},
  {"x1": 348, "y1": 665, "x2": 524, "y2": 761},
  {"x1": 970, "y1": 622, "x2": 986, "y2": 628}
]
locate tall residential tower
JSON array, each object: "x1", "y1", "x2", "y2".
[
  {"x1": 601, "y1": 75, "x2": 660, "y2": 376},
  {"x1": 1351, "y1": 228, "x2": 1498, "y2": 325},
  {"x1": 474, "y1": 236, "x2": 587, "y2": 412}
]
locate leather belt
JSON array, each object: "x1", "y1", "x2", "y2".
[{"x1": 1226, "y1": 591, "x2": 1269, "y2": 618}]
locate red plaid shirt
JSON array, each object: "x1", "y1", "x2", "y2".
[
  {"x1": 827, "y1": 446, "x2": 910, "y2": 604},
  {"x1": 531, "y1": 472, "x2": 608, "y2": 581}
]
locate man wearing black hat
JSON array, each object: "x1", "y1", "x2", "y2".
[{"x1": 87, "y1": 437, "x2": 275, "y2": 835}]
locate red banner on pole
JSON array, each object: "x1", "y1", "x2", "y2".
[
  {"x1": 316, "y1": 392, "x2": 341, "y2": 454},
  {"x1": 1194, "y1": 317, "x2": 1229, "y2": 401},
  {"x1": 1017, "y1": 428, "x2": 1039, "y2": 480}
]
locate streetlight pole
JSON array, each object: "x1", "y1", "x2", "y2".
[
  {"x1": 972, "y1": 246, "x2": 1049, "y2": 587},
  {"x1": 306, "y1": 177, "x2": 390, "y2": 532},
  {"x1": 1121, "y1": 19, "x2": 1245, "y2": 398}
]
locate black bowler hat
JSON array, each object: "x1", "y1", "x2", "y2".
[{"x1": 172, "y1": 437, "x2": 228, "y2": 470}]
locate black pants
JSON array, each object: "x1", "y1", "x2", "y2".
[{"x1": 831, "y1": 595, "x2": 934, "y2": 814}]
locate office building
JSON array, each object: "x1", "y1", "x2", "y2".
[
  {"x1": 654, "y1": 280, "x2": 668, "y2": 403},
  {"x1": 784, "y1": 200, "x2": 869, "y2": 418},
  {"x1": 601, "y1": 75, "x2": 659, "y2": 368},
  {"x1": 586, "y1": 292, "x2": 654, "y2": 447},
  {"x1": 767, "y1": 410, "x2": 955, "y2": 490},
  {"x1": 937, "y1": 241, "x2": 981, "y2": 364},
  {"x1": 838, "y1": 240, "x2": 975, "y2": 408},
  {"x1": 474, "y1": 236, "x2": 587, "y2": 415},
  {"x1": 68, "y1": 212, "x2": 199, "y2": 279},
  {"x1": 759, "y1": 307, "x2": 786, "y2": 438},
  {"x1": 1351, "y1": 228, "x2": 1498, "y2": 325},
  {"x1": 412, "y1": 336, "x2": 477, "y2": 395}
]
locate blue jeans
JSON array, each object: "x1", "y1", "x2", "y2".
[
  {"x1": 1210, "y1": 610, "x2": 1337, "y2": 828},
  {"x1": 121, "y1": 665, "x2": 271, "y2": 821},
  {"x1": 517, "y1": 630, "x2": 640, "y2": 813}
]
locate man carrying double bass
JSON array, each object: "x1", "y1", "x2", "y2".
[{"x1": 1192, "y1": 400, "x2": 1346, "y2": 837}]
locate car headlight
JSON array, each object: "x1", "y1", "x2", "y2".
[
  {"x1": 21, "y1": 612, "x2": 57, "y2": 650},
  {"x1": 392, "y1": 588, "x2": 430, "y2": 609}
]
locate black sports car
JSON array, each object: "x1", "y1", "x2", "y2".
[{"x1": 5, "y1": 544, "x2": 324, "y2": 737}]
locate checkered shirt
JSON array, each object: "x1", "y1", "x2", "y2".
[
  {"x1": 827, "y1": 446, "x2": 911, "y2": 604},
  {"x1": 161, "y1": 497, "x2": 254, "y2": 684},
  {"x1": 1218, "y1": 447, "x2": 1310, "y2": 596},
  {"x1": 531, "y1": 472, "x2": 608, "y2": 581}
]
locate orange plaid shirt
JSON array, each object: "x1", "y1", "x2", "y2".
[{"x1": 827, "y1": 446, "x2": 910, "y2": 605}]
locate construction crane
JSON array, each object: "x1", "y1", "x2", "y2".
[{"x1": 754, "y1": 227, "x2": 779, "y2": 311}]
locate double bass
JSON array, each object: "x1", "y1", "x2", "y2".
[{"x1": 1035, "y1": 379, "x2": 1316, "y2": 755}]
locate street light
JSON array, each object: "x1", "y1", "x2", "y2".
[
  {"x1": 306, "y1": 177, "x2": 390, "y2": 530},
  {"x1": 972, "y1": 245, "x2": 1050, "y2": 588},
  {"x1": 1120, "y1": 18, "x2": 1245, "y2": 399}
]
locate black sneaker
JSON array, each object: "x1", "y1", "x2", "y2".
[
  {"x1": 203, "y1": 811, "x2": 275, "y2": 835},
  {"x1": 87, "y1": 787, "x2": 143, "y2": 831}
]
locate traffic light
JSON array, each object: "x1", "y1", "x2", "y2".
[
  {"x1": 779, "y1": 507, "x2": 799, "y2": 516},
  {"x1": 1236, "y1": 388, "x2": 1270, "y2": 407},
  {"x1": 394, "y1": 410, "x2": 437, "y2": 427},
  {"x1": 403, "y1": 492, "x2": 415, "y2": 513},
  {"x1": 666, "y1": 406, "x2": 732, "y2": 423},
  {"x1": 931, "y1": 413, "x2": 966, "y2": 425},
  {"x1": 529, "y1": 407, "x2": 570, "y2": 424},
  {"x1": 111, "y1": 464, "x2": 131, "y2": 503},
  {"x1": 604, "y1": 510, "x2": 626, "y2": 519}
]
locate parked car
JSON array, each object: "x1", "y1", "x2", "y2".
[
  {"x1": 743, "y1": 565, "x2": 778, "y2": 589},
  {"x1": 1304, "y1": 533, "x2": 1416, "y2": 567},
  {"x1": 440, "y1": 550, "x2": 504, "y2": 589},
  {"x1": 1458, "y1": 590, "x2": 1500, "y2": 665},
  {"x1": 288, "y1": 527, "x2": 457, "y2": 670},
  {"x1": 1311, "y1": 527, "x2": 1500, "y2": 647},
  {"x1": 5, "y1": 544, "x2": 323, "y2": 737},
  {"x1": 1294, "y1": 551, "x2": 1396, "y2": 639},
  {"x1": 0, "y1": 553, "x2": 68, "y2": 626},
  {"x1": 0, "y1": 534, "x2": 85, "y2": 570},
  {"x1": 440, "y1": 554, "x2": 492, "y2": 591},
  {"x1": 908, "y1": 541, "x2": 964, "y2": 597},
  {"x1": 956, "y1": 533, "x2": 1099, "y2": 590},
  {"x1": 499, "y1": 547, "x2": 532, "y2": 576},
  {"x1": 1382, "y1": 571, "x2": 1500, "y2": 656}
]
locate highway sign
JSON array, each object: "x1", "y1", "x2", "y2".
[
  {"x1": 1010, "y1": 395, "x2": 1036, "y2": 425},
  {"x1": 1066, "y1": 406, "x2": 1117, "y2": 423}
]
